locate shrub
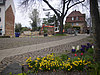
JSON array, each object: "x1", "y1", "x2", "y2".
[
  {"x1": 24, "y1": 53, "x2": 94, "y2": 74},
  {"x1": 0, "y1": 36, "x2": 10, "y2": 38},
  {"x1": 60, "y1": 54, "x2": 68, "y2": 61},
  {"x1": 83, "y1": 55, "x2": 93, "y2": 61},
  {"x1": 87, "y1": 48, "x2": 94, "y2": 54}
]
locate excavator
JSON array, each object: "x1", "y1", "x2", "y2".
[{"x1": 39, "y1": 24, "x2": 64, "y2": 35}]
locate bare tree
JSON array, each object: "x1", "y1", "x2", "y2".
[
  {"x1": 20, "y1": 0, "x2": 85, "y2": 34},
  {"x1": 90, "y1": 0, "x2": 100, "y2": 62}
]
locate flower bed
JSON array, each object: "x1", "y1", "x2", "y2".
[{"x1": 21, "y1": 43, "x2": 96, "y2": 75}]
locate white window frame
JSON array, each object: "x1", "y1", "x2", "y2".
[{"x1": 72, "y1": 17, "x2": 74, "y2": 20}]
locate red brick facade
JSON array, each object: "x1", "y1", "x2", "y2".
[
  {"x1": 65, "y1": 10, "x2": 87, "y2": 33},
  {"x1": 66, "y1": 11, "x2": 85, "y2": 23},
  {"x1": 5, "y1": 5, "x2": 15, "y2": 36}
]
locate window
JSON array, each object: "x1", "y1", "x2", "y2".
[
  {"x1": 0, "y1": 17, "x2": 1, "y2": 22},
  {"x1": 76, "y1": 17, "x2": 78, "y2": 20},
  {"x1": 76, "y1": 23, "x2": 79, "y2": 25},
  {"x1": 0, "y1": 29, "x2": 2, "y2": 35},
  {"x1": 0, "y1": 0, "x2": 3, "y2": 3},
  {"x1": 72, "y1": 23, "x2": 74, "y2": 26},
  {"x1": 72, "y1": 17, "x2": 74, "y2": 20}
]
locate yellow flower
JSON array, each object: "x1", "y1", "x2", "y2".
[
  {"x1": 80, "y1": 64, "x2": 82, "y2": 65},
  {"x1": 51, "y1": 65, "x2": 52, "y2": 67},
  {"x1": 62, "y1": 67, "x2": 64, "y2": 69},
  {"x1": 48, "y1": 68, "x2": 50, "y2": 70},
  {"x1": 44, "y1": 60, "x2": 47, "y2": 62},
  {"x1": 60, "y1": 64, "x2": 62, "y2": 66},
  {"x1": 30, "y1": 60, "x2": 32, "y2": 62},
  {"x1": 78, "y1": 58, "x2": 80, "y2": 60},
  {"x1": 35, "y1": 60, "x2": 38, "y2": 63},
  {"x1": 46, "y1": 66, "x2": 48, "y2": 69},
  {"x1": 39, "y1": 68, "x2": 42, "y2": 70},
  {"x1": 68, "y1": 69, "x2": 70, "y2": 71},
  {"x1": 83, "y1": 60, "x2": 85, "y2": 63},
  {"x1": 29, "y1": 57, "x2": 31, "y2": 59},
  {"x1": 70, "y1": 66, "x2": 72, "y2": 69},
  {"x1": 29, "y1": 65, "x2": 33, "y2": 68},
  {"x1": 22, "y1": 64, "x2": 24, "y2": 65},
  {"x1": 87, "y1": 61, "x2": 91, "y2": 64},
  {"x1": 84, "y1": 63, "x2": 87, "y2": 65},
  {"x1": 53, "y1": 64, "x2": 55, "y2": 66},
  {"x1": 37, "y1": 57, "x2": 40, "y2": 60},
  {"x1": 43, "y1": 57, "x2": 46, "y2": 59},
  {"x1": 28, "y1": 63, "x2": 30, "y2": 65},
  {"x1": 79, "y1": 60, "x2": 82, "y2": 63},
  {"x1": 30, "y1": 66, "x2": 33, "y2": 68},
  {"x1": 68, "y1": 58, "x2": 70, "y2": 60}
]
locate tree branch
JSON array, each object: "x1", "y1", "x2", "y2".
[
  {"x1": 81, "y1": 3, "x2": 89, "y2": 10},
  {"x1": 43, "y1": 0, "x2": 60, "y2": 17},
  {"x1": 62, "y1": 0, "x2": 66, "y2": 17},
  {"x1": 20, "y1": 0, "x2": 29, "y2": 7},
  {"x1": 64, "y1": 0, "x2": 71, "y2": 17},
  {"x1": 43, "y1": 8, "x2": 62, "y2": 14},
  {"x1": 65, "y1": 0, "x2": 69, "y2": 3},
  {"x1": 55, "y1": 9, "x2": 62, "y2": 14},
  {"x1": 68, "y1": 0, "x2": 85, "y2": 9}
]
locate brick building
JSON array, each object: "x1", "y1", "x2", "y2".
[
  {"x1": 0, "y1": 0, "x2": 15, "y2": 36},
  {"x1": 65, "y1": 10, "x2": 87, "y2": 33}
]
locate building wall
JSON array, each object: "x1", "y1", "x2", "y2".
[
  {"x1": 66, "y1": 16, "x2": 85, "y2": 23},
  {"x1": 5, "y1": 5, "x2": 15, "y2": 36},
  {"x1": 5, "y1": 0, "x2": 15, "y2": 15},
  {"x1": 0, "y1": 5, "x2": 5, "y2": 35},
  {"x1": 70, "y1": 22, "x2": 85, "y2": 26},
  {"x1": 0, "y1": 0, "x2": 15, "y2": 36},
  {"x1": 65, "y1": 11, "x2": 86, "y2": 33}
]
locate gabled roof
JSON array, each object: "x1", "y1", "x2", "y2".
[{"x1": 67, "y1": 10, "x2": 84, "y2": 17}]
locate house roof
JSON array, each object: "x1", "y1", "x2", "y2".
[
  {"x1": 67, "y1": 10, "x2": 85, "y2": 17},
  {"x1": 65, "y1": 10, "x2": 86, "y2": 23}
]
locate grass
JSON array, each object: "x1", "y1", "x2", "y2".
[{"x1": 54, "y1": 33, "x2": 67, "y2": 36}]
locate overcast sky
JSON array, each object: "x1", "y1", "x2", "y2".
[{"x1": 14, "y1": 0, "x2": 90, "y2": 27}]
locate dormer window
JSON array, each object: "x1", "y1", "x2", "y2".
[
  {"x1": 0, "y1": 0, "x2": 3, "y2": 3},
  {"x1": 72, "y1": 17, "x2": 74, "y2": 20}
]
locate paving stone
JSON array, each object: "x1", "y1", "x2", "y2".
[
  {"x1": 0, "y1": 63, "x2": 22, "y2": 75},
  {"x1": 0, "y1": 35, "x2": 92, "y2": 74}
]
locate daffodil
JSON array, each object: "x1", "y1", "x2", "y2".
[
  {"x1": 37, "y1": 57, "x2": 40, "y2": 60},
  {"x1": 48, "y1": 68, "x2": 50, "y2": 70},
  {"x1": 35, "y1": 60, "x2": 38, "y2": 63}
]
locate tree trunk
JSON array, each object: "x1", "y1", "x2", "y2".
[
  {"x1": 90, "y1": 0, "x2": 100, "y2": 62},
  {"x1": 59, "y1": 18, "x2": 64, "y2": 34}
]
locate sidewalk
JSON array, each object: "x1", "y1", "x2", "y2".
[{"x1": 0, "y1": 34, "x2": 89, "y2": 62}]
